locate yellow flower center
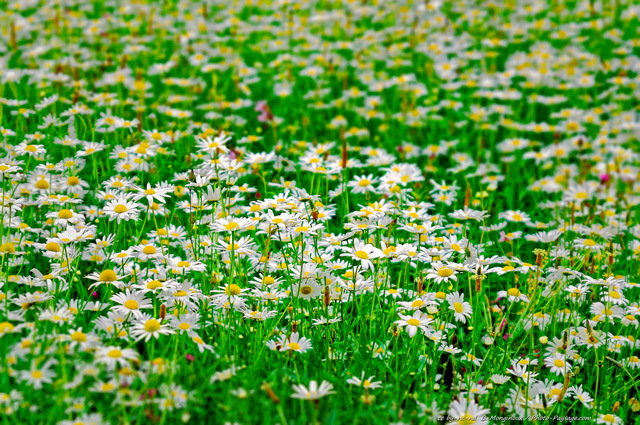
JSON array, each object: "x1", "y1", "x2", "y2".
[
  {"x1": 71, "y1": 331, "x2": 87, "y2": 342},
  {"x1": 99, "y1": 269, "x2": 117, "y2": 282},
  {"x1": 147, "y1": 280, "x2": 162, "y2": 289},
  {"x1": 124, "y1": 300, "x2": 139, "y2": 310},
  {"x1": 225, "y1": 284, "x2": 241, "y2": 295},
  {"x1": 45, "y1": 242, "x2": 61, "y2": 252},
  {"x1": 107, "y1": 349, "x2": 122, "y2": 358},
  {"x1": 262, "y1": 276, "x2": 275, "y2": 285},
  {"x1": 575, "y1": 191, "x2": 589, "y2": 200},
  {"x1": 35, "y1": 179, "x2": 49, "y2": 189},
  {"x1": 407, "y1": 318, "x2": 421, "y2": 326},
  {"x1": 57, "y1": 209, "x2": 73, "y2": 219},
  {"x1": 411, "y1": 299, "x2": 424, "y2": 308},
  {"x1": 355, "y1": 250, "x2": 369, "y2": 260},
  {"x1": 287, "y1": 342, "x2": 301, "y2": 351},
  {"x1": 225, "y1": 222, "x2": 239, "y2": 230},
  {"x1": 0, "y1": 243, "x2": 16, "y2": 254},
  {"x1": 438, "y1": 267, "x2": 453, "y2": 277},
  {"x1": 144, "y1": 319, "x2": 161, "y2": 333},
  {"x1": 459, "y1": 414, "x2": 476, "y2": 425},
  {"x1": 143, "y1": 246, "x2": 157, "y2": 254},
  {"x1": 114, "y1": 204, "x2": 128, "y2": 214},
  {"x1": 453, "y1": 302, "x2": 464, "y2": 313},
  {"x1": 507, "y1": 288, "x2": 521, "y2": 297},
  {"x1": 0, "y1": 322, "x2": 14, "y2": 333}
]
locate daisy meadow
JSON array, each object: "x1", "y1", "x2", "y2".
[{"x1": 0, "y1": 1, "x2": 638, "y2": 424}]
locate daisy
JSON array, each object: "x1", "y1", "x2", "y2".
[
  {"x1": 280, "y1": 332, "x2": 313, "y2": 353},
  {"x1": 590, "y1": 302, "x2": 624, "y2": 320},
  {"x1": 134, "y1": 243, "x2": 163, "y2": 261},
  {"x1": 596, "y1": 414, "x2": 622, "y2": 424},
  {"x1": 210, "y1": 366, "x2": 239, "y2": 383},
  {"x1": 95, "y1": 346, "x2": 139, "y2": 369},
  {"x1": 461, "y1": 353, "x2": 483, "y2": 366},
  {"x1": 195, "y1": 133, "x2": 231, "y2": 155},
  {"x1": 396, "y1": 294, "x2": 437, "y2": 311},
  {"x1": 446, "y1": 292, "x2": 473, "y2": 323},
  {"x1": 14, "y1": 142, "x2": 46, "y2": 157},
  {"x1": 574, "y1": 237, "x2": 603, "y2": 251},
  {"x1": 394, "y1": 310, "x2": 433, "y2": 338},
  {"x1": 111, "y1": 289, "x2": 152, "y2": 319},
  {"x1": 346, "y1": 373, "x2": 383, "y2": 390},
  {"x1": 347, "y1": 174, "x2": 377, "y2": 194},
  {"x1": 132, "y1": 182, "x2": 174, "y2": 205},
  {"x1": 19, "y1": 362, "x2": 56, "y2": 390},
  {"x1": 384, "y1": 287, "x2": 405, "y2": 299},
  {"x1": 506, "y1": 364, "x2": 539, "y2": 382},
  {"x1": 0, "y1": 162, "x2": 21, "y2": 175},
  {"x1": 169, "y1": 313, "x2": 201, "y2": 335},
  {"x1": 601, "y1": 289, "x2": 628, "y2": 306},
  {"x1": 45, "y1": 209, "x2": 84, "y2": 227},
  {"x1": 449, "y1": 208, "x2": 489, "y2": 221},
  {"x1": 103, "y1": 197, "x2": 141, "y2": 222},
  {"x1": 499, "y1": 210, "x2": 531, "y2": 224},
  {"x1": 91, "y1": 380, "x2": 119, "y2": 394},
  {"x1": 291, "y1": 281, "x2": 323, "y2": 299},
  {"x1": 341, "y1": 239, "x2": 383, "y2": 270},
  {"x1": 564, "y1": 183, "x2": 596, "y2": 205},
  {"x1": 290, "y1": 380, "x2": 335, "y2": 400},
  {"x1": 490, "y1": 374, "x2": 511, "y2": 385},
  {"x1": 426, "y1": 261, "x2": 460, "y2": 284},
  {"x1": 210, "y1": 216, "x2": 253, "y2": 233},
  {"x1": 446, "y1": 399, "x2": 490, "y2": 425},
  {"x1": 544, "y1": 353, "x2": 572, "y2": 376},
  {"x1": 567, "y1": 385, "x2": 594, "y2": 407},
  {"x1": 131, "y1": 314, "x2": 175, "y2": 341},
  {"x1": 168, "y1": 257, "x2": 207, "y2": 274},
  {"x1": 86, "y1": 269, "x2": 125, "y2": 289},
  {"x1": 59, "y1": 414, "x2": 106, "y2": 425},
  {"x1": 66, "y1": 327, "x2": 99, "y2": 350},
  {"x1": 497, "y1": 287, "x2": 530, "y2": 303},
  {"x1": 192, "y1": 334, "x2": 214, "y2": 353},
  {"x1": 625, "y1": 356, "x2": 640, "y2": 369}
]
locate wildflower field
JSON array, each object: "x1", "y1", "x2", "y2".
[{"x1": 1, "y1": 0, "x2": 640, "y2": 424}]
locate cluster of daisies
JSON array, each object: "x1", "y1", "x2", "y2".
[{"x1": 0, "y1": 0, "x2": 639, "y2": 424}]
